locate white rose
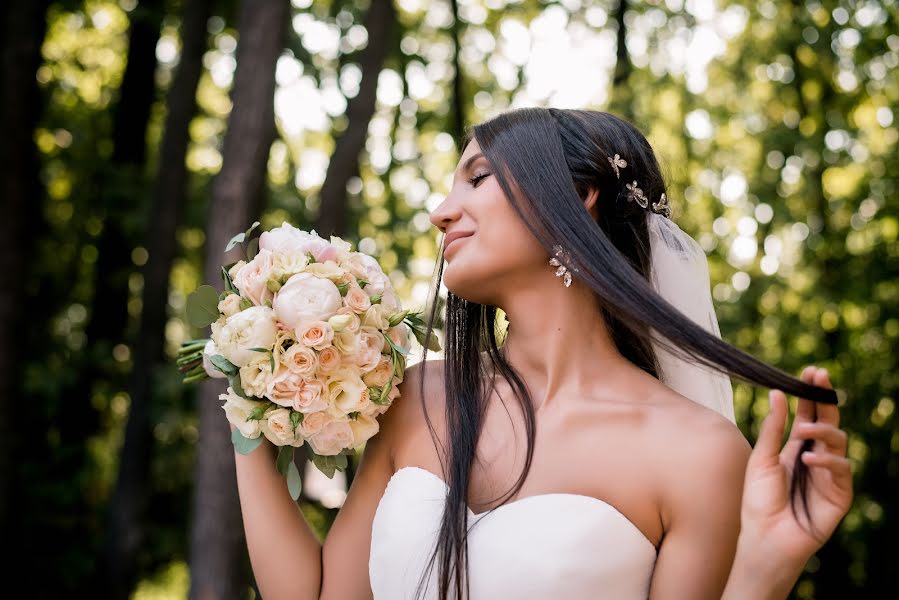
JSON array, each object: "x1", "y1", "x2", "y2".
[
  {"x1": 233, "y1": 248, "x2": 275, "y2": 306},
  {"x1": 214, "y1": 306, "x2": 278, "y2": 367},
  {"x1": 202, "y1": 340, "x2": 228, "y2": 379},
  {"x1": 220, "y1": 387, "x2": 264, "y2": 438},
  {"x1": 348, "y1": 413, "x2": 380, "y2": 447},
  {"x1": 218, "y1": 293, "x2": 243, "y2": 318},
  {"x1": 307, "y1": 418, "x2": 354, "y2": 456},
  {"x1": 261, "y1": 407, "x2": 305, "y2": 447},
  {"x1": 305, "y1": 260, "x2": 346, "y2": 280},
  {"x1": 259, "y1": 223, "x2": 315, "y2": 254},
  {"x1": 239, "y1": 354, "x2": 275, "y2": 398},
  {"x1": 273, "y1": 272, "x2": 343, "y2": 330}
]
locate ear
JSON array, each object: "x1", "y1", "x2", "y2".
[{"x1": 583, "y1": 186, "x2": 600, "y2": 219}]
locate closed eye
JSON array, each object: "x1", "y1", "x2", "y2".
[{"x1": 468, "y1": 171, "x2": 491, "y2": 187}]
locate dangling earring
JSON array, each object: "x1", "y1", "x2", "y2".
[{"x1": 549, "y1": 244, "x2": 577, "y2": 288}]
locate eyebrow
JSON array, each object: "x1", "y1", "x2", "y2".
[{"x1": 454, "y1": 152, "x2": 484, "y2": 176}]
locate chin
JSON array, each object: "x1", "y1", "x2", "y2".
[{"x1": 442, "y1": 263, "x2": 497, "y2": 305}]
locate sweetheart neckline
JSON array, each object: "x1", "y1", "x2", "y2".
[{"x1": 385, "y1": 465, "x2": 658, "y2": 553}]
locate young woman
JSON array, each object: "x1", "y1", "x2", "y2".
[{"x1": 233, "y1": 108, "x2": 852, "y2": 599}]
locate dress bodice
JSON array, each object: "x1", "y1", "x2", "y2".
[{"x1": 369, "y1": 466, "x2": 658, "y2": 599}]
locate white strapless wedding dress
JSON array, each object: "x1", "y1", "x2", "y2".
[{"x1": 369, "y1": 466, "x2": 658, "y2": 599}]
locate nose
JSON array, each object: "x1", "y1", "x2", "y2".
[{"x1": 428, "y1": 193, "x2": 462, "y2": 234}]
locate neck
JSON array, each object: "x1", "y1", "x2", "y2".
[{"x1": 496, "y1": 278, "x2": 626, "y2": 411}]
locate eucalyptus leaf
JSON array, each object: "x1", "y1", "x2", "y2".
[
  {"x1": 276, "y1": 445, "x2": 294, "y2": 476},
  {"x1": 231, "y1": 429, "x2": 263, "y2": 455},
  {"x1": 186, "y1": 285, "x2": 220, "y2": 328},
  {"x1": 228, "y1": 374, "x2": 249, "y2": 399},
  {"x1": 209, "y1": 354, "x2": 238, "y2": 376},
  {"x1": 225, "y1": 231, "x2": 246, "y2": 252},
  {"x1": 246, "y1": 236, "x2": 260, "y2": 261},
  {"x1": 286, "y1": 461, "x2": 302, "y2": 500}
]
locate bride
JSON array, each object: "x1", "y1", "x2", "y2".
[{"x1": 233, "y1": 108, "x2": 852, "y2": 599}]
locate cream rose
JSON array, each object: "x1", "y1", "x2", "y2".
[
  {"x1": 336, "y1": 306, "x2": 361, "y2": 333},
  {"x1": 238, "y1": 354, "x2": 274, "y2": 398},
  {"x1": 280, "y1": 344, "x2": 318, "y2": 378},
  {"x1": 348, "y1": 413, "x2": 380, "y2": 447},
  {"x1": 344, "y1": 286, "x2": 372, "y2": 314},
  {"x1": 202, "y1": 340, "x2": 228, "y2": 379},
  {"x1": 220, "y1": 388, "x2": 264, "y2": 438},
  {"x1": 214, "y1": 306, "x2": 278, "y2": 367},
  {"x1": 261, "y1": 407, "x2": 305, "y2": 447},
  {"x1": 307, "y1": 418, "x2": 354, "y2": 456},
  {"x1": 325, "y1": 367, "x2": 369, "y2": 415},
  {"x1": 228, "y1": 260, "x2": 247, "y2": 281},
  {"x1": 318, "y1": 347, "x2": 342, "y2": 372},
  {"x1": 273, "y1": 272, "x2": 343, "y2": 330},
  {"x1": 298, "y1": 409, "x2": 328, "y2": 438},
  {"x1": 271, "y1": 251, "x2": 309, "y2": 281},
  {"x1": 298, "y1": 320, "x2": 334, "y2": 350},
  {"x1": 361, "y1": 305, "x2": 389, "y2": 330},
  {"x1": 332, "y1": 328, "x2": 360, "y2": 356},
  {"x1": 218, "y1": 293, "x2": 243, "y2": 318},
  {"x1": 362, "y1": 354, "x2": 393, "y2": 388},
  {"x1": 233, "y1": 248, "x2": 275, "y2": 306},
  {"x1": 304, "y1": 260, "x2": 345, "y2": 280}
]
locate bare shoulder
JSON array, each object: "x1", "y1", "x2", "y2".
[
  {"x1": 646, "y1": 386, "x2": 751, "y2": 498},
  {"x1": 378, "y1": 358, "x2": 447, "y2": 471}
]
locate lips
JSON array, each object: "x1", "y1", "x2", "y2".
[{"x1": 443, "y1": 231, "x2": 474, "y2": 256}]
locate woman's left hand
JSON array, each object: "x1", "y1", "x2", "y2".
[{"x1": 741, "y1": 366, "x2": 853, "y2": 566}]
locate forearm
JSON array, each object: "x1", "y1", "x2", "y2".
[
  {"x1": 721, "y1": 532, "x2": 804, "y2": 600},
  {"x1": 235, "y1": 436, "x2": 322, "y2": 599}
]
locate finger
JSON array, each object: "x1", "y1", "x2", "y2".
[
  {"x1": 794, "y1": 422, "x2": 848, "y2": 456},
  {"x1": 813, "y1": 368, "x2": 840, "y2": 428},
  {"x1": 791, "y1": 366, "x2": 819, "y2": 429},
  {"x1": 800, "y1": 451, "x2": 853, "y2": 493},
  {"x1": 750, "y1": 389, "x2": 788, "y2": 467}
]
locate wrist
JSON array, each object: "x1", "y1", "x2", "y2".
[{"x1": 725, "y1": 530, "x2": 804, "y2": 600}]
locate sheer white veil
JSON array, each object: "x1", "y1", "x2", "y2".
[{"x1": 646, "y1": 212, "x2": 736, "y2": 424}]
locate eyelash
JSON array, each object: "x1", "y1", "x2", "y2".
[{"x1": 468, "y1": 171, "x2": 490, "y2": 187}]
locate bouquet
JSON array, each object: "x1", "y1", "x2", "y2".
[{"x1": 176, "y1": 221, "x2": 438, "y2": 499}]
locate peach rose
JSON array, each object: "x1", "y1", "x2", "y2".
[
  {"x1": 307, "y1": 418, "x2": 354, "y2": 456},
  {"x1": 298, "y1": 409, "x2": 328, "y2": 438},
  {"x1": 344, "y1": 286, "x2": 372, "y2": 314},
  {"x1": 280, "y1": 344, "x2": 318, "y2": 378},
  {"x1": 318, "y1": 347, "x2": 342, "y2": 372},
  {"x1": 298, "y1": 320, "x2": 334, "y2": 350},
  {"x1": 233, "y1": 248, "x2": 275, "y2": 306},
  {"x1": 362, "y1": 354, "x2": 393, "y2": 388},
  {"x1": 261, "y1": 407, "x2": 305, "y2": 447},
  {"x1": 325, "y1": 367, "x2": 369, "y2": 415}
]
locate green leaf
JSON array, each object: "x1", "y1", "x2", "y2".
[
  {"x1": 249, "y1": 347, "x2": 275, "y2": 372},
  {"x1": 244, "y1": 220, "x2": 261, "y2": 239},
  {"x1": 286, "y1": 461, "x2": 302, "y2": 500},
  {"x1": 186, "y1": 285, "x2": 220, "y2": 328},
  {"x1": 290, "y1": 410, "x2": 302, "y2": 431},
  {"x1": 334, "y1": 453, "x2": 348, "y2": 470},
  {"x1": 276, "y1": 445, "x2": 294, "y2": 476},
  {"x1": 246, "y1": 403, "x2": 268, "y2": 421},
  {"x1": 336, "y1": 282, "x2": 349, "y2": 296},
  {"x1": 228, "y1": 373, "x2": 249, "y2": 399},
  {"x1": 231, "y1": 429, "x2": 263, "y2": 455},
  {"x1": 221, "y1": 266, "x2": 239, "y2": 294},
  {"x1": 225, "y1": 232, "x2": 246, "y2": 252},
  {"x1": 311, "y1": 453, "x2": 337, "y2": 478},
  {"x1": 209, "y1": 354, "x2": 238, "y2": 376},
  {"x1": 246, "y1": 236, "x2": 260, "y2": 261}
]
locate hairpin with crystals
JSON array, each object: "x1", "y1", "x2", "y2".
[
  {"x1": 623, "y1": 180, "x2": 672, "y2": 218},
  {"x1": 608, "y1": 153, "x2": 627, "y2": 179}
]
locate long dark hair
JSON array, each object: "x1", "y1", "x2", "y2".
[{"x1": 412, "y1": 108, "x2": 838, "y2": 600}]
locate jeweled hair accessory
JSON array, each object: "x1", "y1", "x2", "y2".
[{"x1": 609, "y1": 153, "x2": 672, "y2": 219}]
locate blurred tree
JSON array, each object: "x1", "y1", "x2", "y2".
[
  {"x1": 103, "y1": 0, "x2": 216, "y2": 597},
  {"x1": 0, "y1": 0, "x2": 51, "y2": 539},
  {"x1": 315, "y1": 0, "x2": 396, "y2": 239},
  {"x1": 187, "y1": 0, "x2": 290, "y2": 597}
]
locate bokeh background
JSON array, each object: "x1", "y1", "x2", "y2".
[{"x1": 2, "y1": 0, "x2": 895, "y2": 597}]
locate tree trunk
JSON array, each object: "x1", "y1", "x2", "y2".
[
  {"x1": 0, "y1": 0, "x2": 49, "y2": 541},
  {"x1": 188, "y1": 1, "x2": 289, "y2": 597},
  {"x1": 103, "y1": 0, "x2": 215, "y2": 597},
  {"x1": 609, "y1": 0, "x2": 634, "y2": 119},
  {"x1": 315, "y1": 0, "x2": 396, "y2": 239}
]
